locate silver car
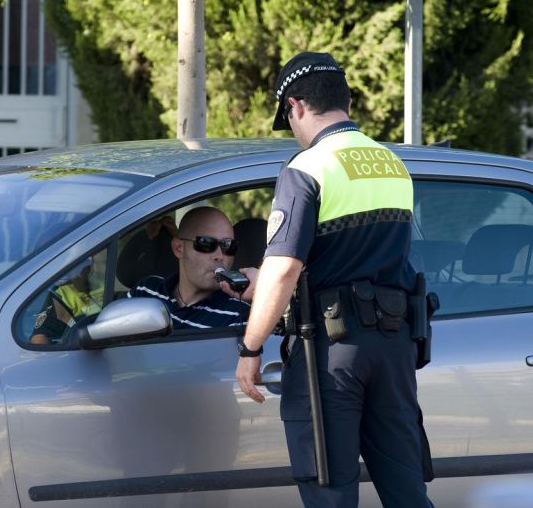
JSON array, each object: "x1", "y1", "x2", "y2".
[{"x1": 0, "y1": 139, "x2": 532, "y2": 507}]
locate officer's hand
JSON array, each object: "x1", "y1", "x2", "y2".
[
  {"x1": 219, "y1": 267, "x2": 258, "y2": 303},
  {"x1": 236, "y1": 356, "x2": 265, "y2": 403}
]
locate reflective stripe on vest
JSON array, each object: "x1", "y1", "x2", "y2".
[{"x1": 288, "y1": 130, "x2": 413, "y2": 225}]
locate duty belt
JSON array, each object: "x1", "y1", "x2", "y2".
[{"x1": 316, "y1": 280, "x2": 408, "y2": 341}]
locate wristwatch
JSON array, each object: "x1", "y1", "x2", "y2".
[{"x1": 237, "y1": 341, "x2": 263, "y2": 357}]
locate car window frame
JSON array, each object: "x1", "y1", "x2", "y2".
[
  {"x1": 12, "y1": 164, "x2": 281, "y2": 351},
  {"x1": 13, "y1": 156, "x2": 533, "y2": 350}
]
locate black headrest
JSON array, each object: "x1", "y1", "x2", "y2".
[
  {"x1": 462, "y1": 224, "x2": 533, "y2": 275},
  {"x1": 117, "y1": 227, "x2": 177, "y2": 288},
  {"x1": 232, "y1": 218, "x2": 268, "y2": 269},
  {"x1": 410, "y1": 240, "x2": 464, "y2": 273}
]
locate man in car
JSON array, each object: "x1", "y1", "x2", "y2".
[{"x1": 127, "y1": 206, "x2": 254, "y2": 329}]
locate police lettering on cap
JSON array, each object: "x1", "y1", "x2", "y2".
[{"x1": 272, "y1": 51, "x2": 345, "y2": 131}]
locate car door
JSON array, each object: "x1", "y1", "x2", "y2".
[
  {"x1": 0, "y1": 163, "x2": 302, "y2": 508},
  {"x1": 406, "y1": 160, "x2": 533, "y2": 507}
]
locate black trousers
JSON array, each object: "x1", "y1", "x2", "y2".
[{"x1": 280, "y1": 316, "x2": 434, "y2": 508}]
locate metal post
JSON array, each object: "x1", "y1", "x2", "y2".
[
  {"x1": 404, "y1": 0, "x2": 423, "y2": 145},
  {"x1": 38, "y1": 1, "x2": 44, "y2": 95},
  {"x1": 177, "y1": 0, "x2": 206, "y2": 140},
  {"x1": 20, "y1": 0, "x2": 27, "y2": 96},
  {"x1": 2, "y1": 0, "x2": 10, "y2": 95}
]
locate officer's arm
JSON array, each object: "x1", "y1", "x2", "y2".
[
  {"x1": 236, "y1": 255, "x2": 303, "y2": 403},
  {"x1": 245, "y1": 255, "x2": 302, "y2": 348}
]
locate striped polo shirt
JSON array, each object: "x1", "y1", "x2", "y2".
[{"x1": 127, "y1": 274, "x2": 250, "y2": 329}]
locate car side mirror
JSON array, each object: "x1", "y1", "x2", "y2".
[{"x1": 73, "y1": 298, "x2": 172, "y2": 349}]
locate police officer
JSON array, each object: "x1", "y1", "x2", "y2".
[{"x1": 236, "y1": 51, "x2": 434, "y2": 508}]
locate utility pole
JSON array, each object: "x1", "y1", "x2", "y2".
[
  {"x1": 404, "y1": 0, "x2": 423, "y2": 145},
  {"x1": 177, "y1": 0, "x2": 206, "y2": 140}
]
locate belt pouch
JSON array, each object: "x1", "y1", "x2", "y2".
[
  {"x1": 374, "y1": 286, "x2": 406, "y2": 337},
  {"x1": 318, "y1": 288, "x2": 349, "y2": 342},
  {"x1": 351, "y1": 280, "x2": 377, "y2": 329}
]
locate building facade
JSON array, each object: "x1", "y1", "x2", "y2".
[{"x1": 0, "y1": 0, "x2": 96, "y2": 157}]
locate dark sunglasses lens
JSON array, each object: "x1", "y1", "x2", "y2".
[
  {"x1": 192, "y1": 236, "x2": 238, "y2": 255},
  {"x1": 193, "y1": 236, "x2": 218, "y2": 253},
  {"x1": 220, "y1": 238, "x2": 238, "y2": 256},
  {"x1": 283, "y1": 105, "x2": 292, "y2": 123}
]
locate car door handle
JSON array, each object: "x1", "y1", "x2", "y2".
[
  {"x1": 256, "y1": 361, "x2": 282, "y2": 386},
  {"x1": 257, "y1": 371, "x2": 282, "y2": 384},
  {"x1": 526, "y1": 356, "x2": 533, "y2": 367}
]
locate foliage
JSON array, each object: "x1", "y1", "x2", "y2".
[
  {"x1": 44, "y1": 0, "x2": 173, "y2": 141},
  {"x1": 423, "y1": 0, "x2": 533, "y2": 154},
  {"x1": 43, "y1": 0, "x2": 533, "y2": 155},
  {"x1": 208, "y1": 188, "x2": 274, "y2": 223}
]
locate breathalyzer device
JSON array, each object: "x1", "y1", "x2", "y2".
[{"x1": 214, "y1": 267, "x2": 250, "y2": 294}]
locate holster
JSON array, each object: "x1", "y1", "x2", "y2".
[
  {"x1": 416, "y1": 291, "x2": 439, "y2": 369},
  {"x1": 408, "y1": 273, "x2": 440, "y2": 370}
]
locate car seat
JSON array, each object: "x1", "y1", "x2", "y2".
[
  {"x1": 116, "y1": 226, "x2": 177, "y2": 289},
  {"x1": 457, "y1": 224, "x2": 533, "y2": 311},
  {"x1": 232, "y1": 218, "x2": 268, "y2": 269},
  {"x1": 410, "y1": 240, "x2": 465, "y2": 282},
  {"x1": 409, "y1": 239, "x2": 465, "y2": 314},
  {"x1": 462, "y1": 224, "x2": 533, "y2": 284}
]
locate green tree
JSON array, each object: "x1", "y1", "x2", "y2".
[
  {"x1": 44, "y1": 0, "x2": 175, "y2": 141},
  {"x1": 423, "y1": 0, "x2": 533, "y2": 154},
  {"x1": 44, "y1": 0, "x2": 533, "y2": 155}
]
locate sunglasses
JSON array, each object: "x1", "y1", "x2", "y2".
[{"x1": 179, "y1": 236, "x2": 238, "y2": 256}]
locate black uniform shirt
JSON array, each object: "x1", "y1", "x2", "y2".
[
  {"x1": 265, "y1": 121, "x2": 416, "y2": 292},
  {"x1": 127, "y1": 274, "x2": 250, "y2": 329}
]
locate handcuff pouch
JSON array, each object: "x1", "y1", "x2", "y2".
[
  {"x1": 351, "y1": 280, "x2": 377, "y2": 329},
  {"x1": 374, "y1": 286, "x2": 407, "y2": 337}
]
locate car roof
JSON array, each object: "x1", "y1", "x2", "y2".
[
  {"x1": 1, "y1": 137, "x2": 533, "y2": 177},
  {"x1": 0, "y1": 138, "x2": 299, "y2": 177}
]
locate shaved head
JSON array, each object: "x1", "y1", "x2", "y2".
[
  {"x1": 173, "y1": 206, "x2": 235, "y2": 295},
  {"x1": 178, "y1": 206, "x2": 233, "y2": 238}
]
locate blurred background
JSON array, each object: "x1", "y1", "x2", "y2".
[
  {"x1": 1, "y1": 0, "x2": 533, "y2": 156},
  {"x1": 467, "y1": 477, "x2": 533, "y2": 508}
]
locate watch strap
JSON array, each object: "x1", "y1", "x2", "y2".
[{"x1": 238, "y1": 341, "x2": 263, "y2": 357}]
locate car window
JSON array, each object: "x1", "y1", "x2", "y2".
[
  {"x1": 16, "y1": 249, "x2": 108, "y2": 347},
  {"x1": 412, "y1": 180, "x2": 533, "y2": 316},
  {"x1": 112, "y1": 187, "x2": 272, "y2": 335},
  {"x1": 114, "y1": 187, "x2": 274, "y2": 295},
  {"x1": 0, "y1": 167, "x2": 149, "y2": 281},
  {"x1": 14, "y1": 185, "x2": 274, "y2": 350}
]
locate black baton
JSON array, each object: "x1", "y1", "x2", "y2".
[{"x1": 298, "y1": 271, "x2": 329, "y2": 487}]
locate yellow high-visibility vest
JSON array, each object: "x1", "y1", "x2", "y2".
[{"x1": 288, "y1": 130, "x2": 413, "y2": 226}]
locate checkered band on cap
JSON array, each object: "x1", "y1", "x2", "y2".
[
  {"x1": 317, "y1": 209, "x2": 412, "y2": 236},
  {"x1": 276, "y1": 65, "x2": 312, "y2": 100}
]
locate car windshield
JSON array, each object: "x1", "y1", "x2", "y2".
[{"x1": 0, "y1": 166, "x2": 150, "y2": 280}]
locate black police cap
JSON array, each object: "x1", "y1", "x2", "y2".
[{"x1": 272, "y1": 51, "x2": 345, "y2": 131}]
